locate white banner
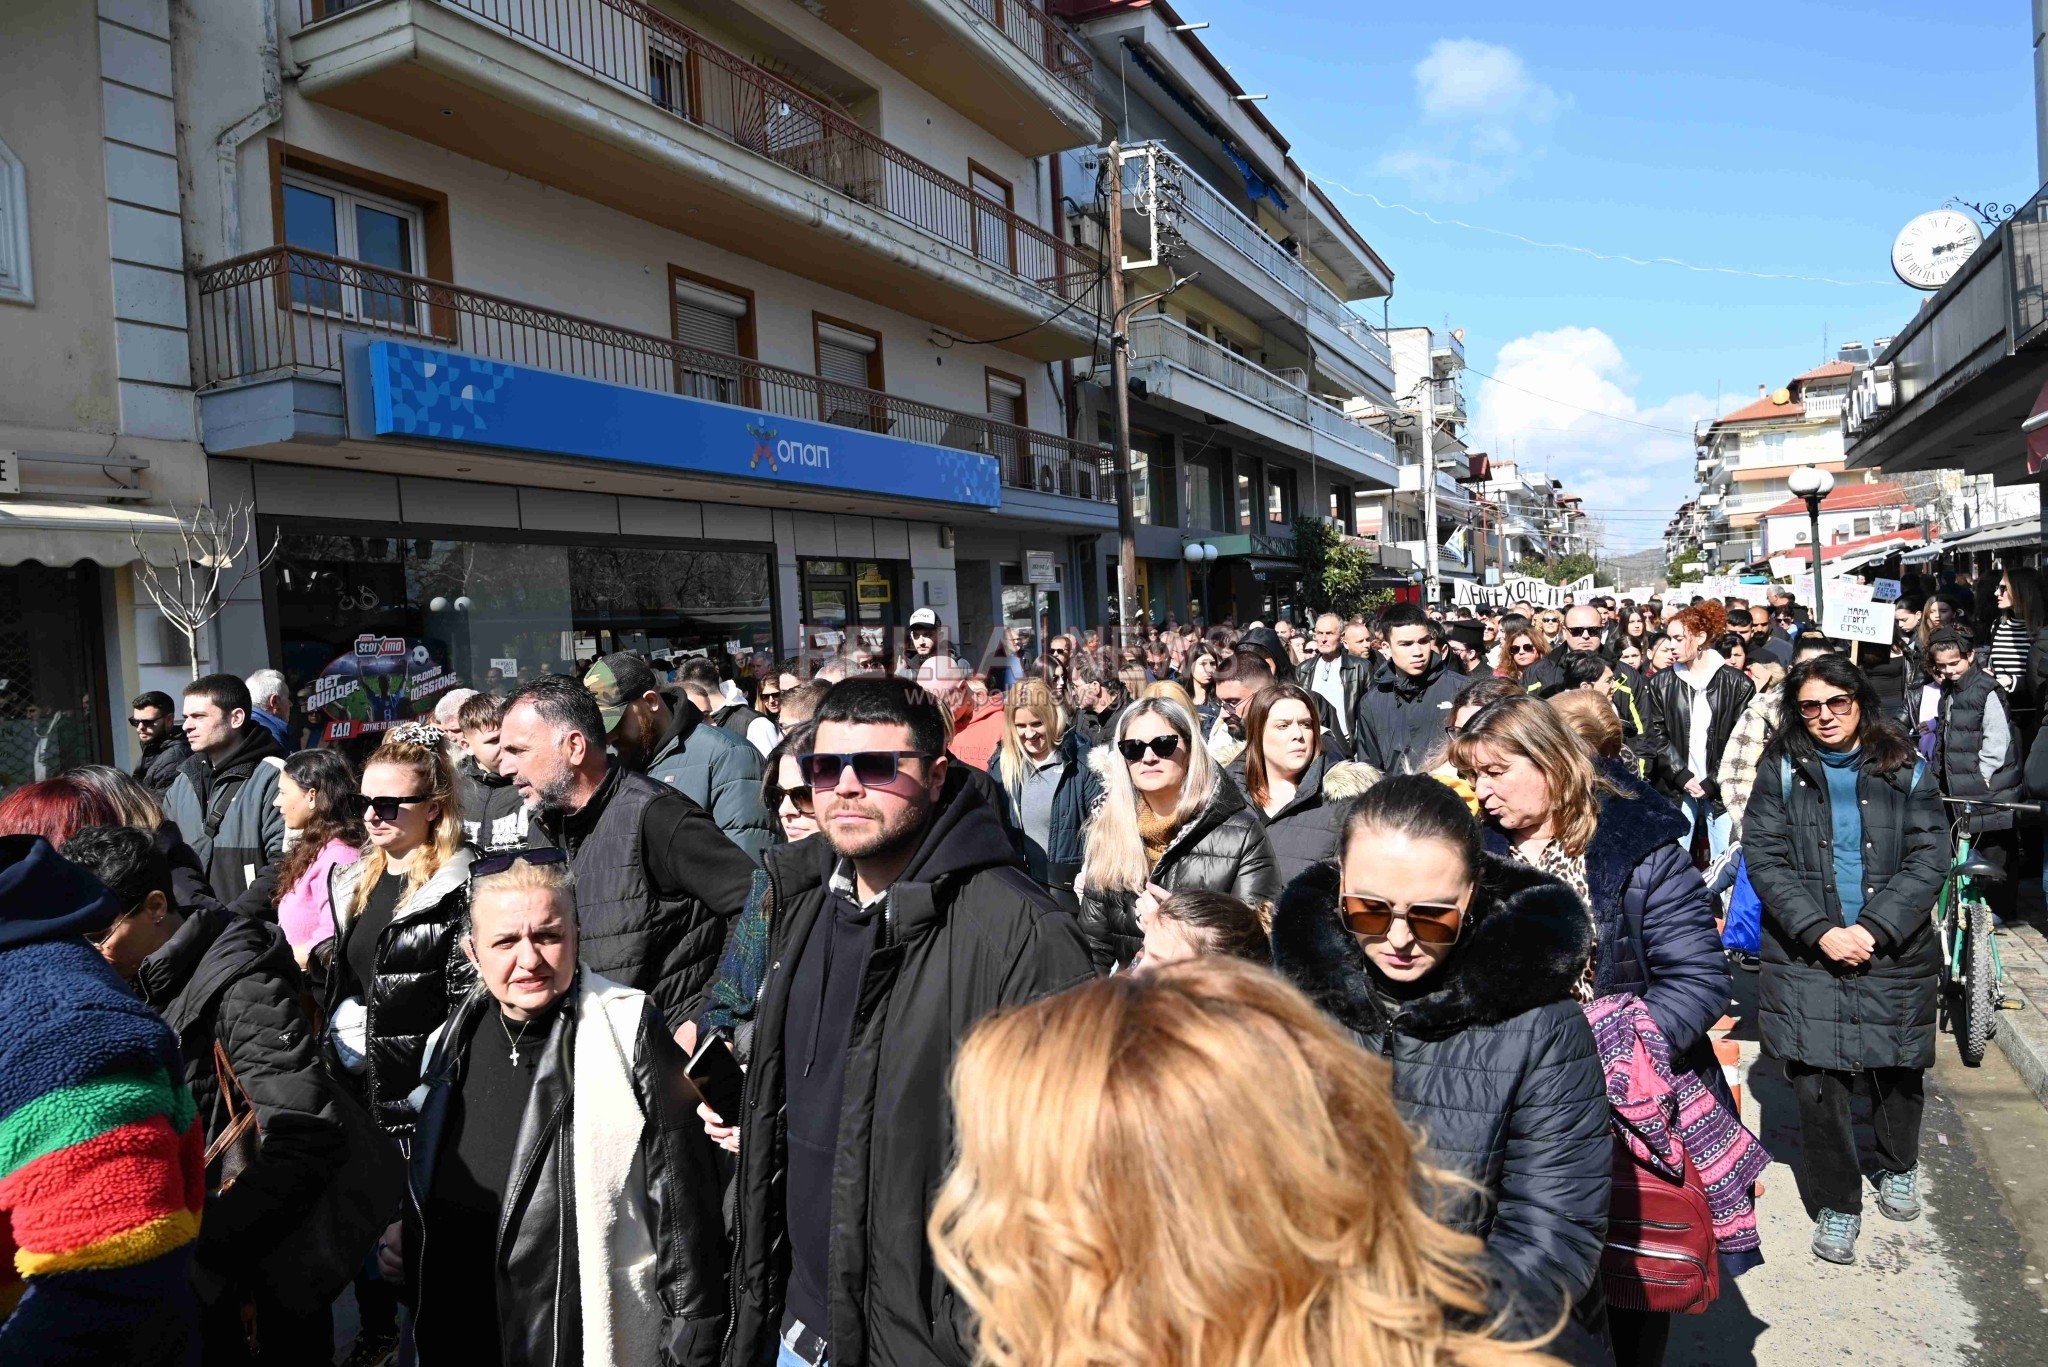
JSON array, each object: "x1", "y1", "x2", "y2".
[
  {"x1": 1820, "y1": 578, "x2": 1893, "y2": 644},
  {"x1": 1450, "y1": 573, "x2": 1596, "y2": 611}
]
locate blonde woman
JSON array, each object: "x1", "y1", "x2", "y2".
[
  {"x1": 1076, "y1": 695, "x2": 1278, "y2": 971},
  {"x1": 325, "y1": 722, "x2": 475, "y2": 1137},
  {"x1": 931, "y1": 957, "x2": 1585, "y2": 1367},
  {"x1": 988, "y1": 677, "x2": 1102, "y2": 904}
]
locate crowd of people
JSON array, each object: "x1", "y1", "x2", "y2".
[{"x1": 0, "y1": 561, "x2": 2036, "y2": 1367}]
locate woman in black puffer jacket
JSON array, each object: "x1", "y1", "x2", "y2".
[
  {"x1": 1076, "y1": 694, "x2": 1279, "y2": 971},
  {"x1": 322, "y1": 725, "x2": 475, "y2": 1139},
  {"x1": 1228, "y1": 682, "x2": 1378, "y2": 885},
  {"x1": 1272, "y1": 774, "x2": 1611, "y2": 1340}
]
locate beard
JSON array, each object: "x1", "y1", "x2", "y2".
[
  {"x1": 530, "y1": 768, "x2": 579, "y2": 820},
  {"x1": 823, "y1": 790, "x2": 933, "y2": 862}
]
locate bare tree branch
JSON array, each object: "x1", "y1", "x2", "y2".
[{"x1": 130, "y1": 501, "x2": 280, "y2": 679}]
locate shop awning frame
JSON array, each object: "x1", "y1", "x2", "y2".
[{"x1": 0, "y1": 501, "x2": 190, "y2": 568}]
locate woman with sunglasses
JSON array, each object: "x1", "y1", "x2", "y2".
[
  {"x1": 1495, "y1": 623, "x2": 1552, "y2": 685},
  {"x1": 1743, "y1": 654, "x2": 1946, "y2": 1267},
  {"x1": 325, "y1": 723, "x2": 476, "y2": 1138},
  {"x1": 1271, "y1": 773, "x2": 1610, "y2": 1340},
  {"x1": 1983, "y1": 561, "x2": 2044, "y2": 721},
  {"x1": 1075, "y1": 695, "x2": 1279, "y2": 971},
  {"x1": 1232, "y1": 682, "x2": 1377, "y2": 885}
]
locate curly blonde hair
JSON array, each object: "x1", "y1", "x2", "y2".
[
  {"x1": 349, "y1": 730, "x2": 464, "y2": 922},
  {"x1": 929, "y1": 959, "x2": 1564, "y2": 1367}
]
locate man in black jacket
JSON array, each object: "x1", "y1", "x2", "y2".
[
  {"x1": 1297, "y1": 613, "x2": 1368, "y2": 750},
  {"x1": 1524, "y1": 606, "x2": 1647, "y2": 737},
  {"x1": 719, "y1": 679, "x2": 1094, "y2": 1367},
  {"x1": 498, "y1": 675, "x2": 756, "y2": 1029},
  {"x1": 66, "y1": 825, "x2": 347, "y2": 1365},
  {"x1": 158, "y1": 674, "x2": 286, "y2": 906},
  {"x1": 127, "y1": 691, "x2": 191, "y2": 793},
  {"x1": 1929, "y1": 631, "x2": 2024, "y2": 924},
  {"x1": 1353, "y1": 603, "x2": 1464, "y2": 774}
]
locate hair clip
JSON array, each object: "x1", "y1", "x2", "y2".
[{"x1": 388, "y1": 721, "x2": 447, "y2": 749}]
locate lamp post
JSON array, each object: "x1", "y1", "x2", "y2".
[
  {"x1": 1788, "y1": 465, "x2": 1835, "y2": 628},
  {"x1": 1182, "y1": 539, "x2": 1218, "y2": 622}
]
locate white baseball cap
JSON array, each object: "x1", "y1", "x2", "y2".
[{"x1": 908, "y1": 608, "x2": 939, "y2": 628}]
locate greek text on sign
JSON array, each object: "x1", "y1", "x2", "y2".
[
  {"x1": 1451, "y1": 573, "x2": 1597, "y2": 611},
  {"x1": 1820, "y1": 579, "x2": 1893, "y2": 644}
]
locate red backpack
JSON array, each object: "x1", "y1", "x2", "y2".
[{"x1": 1600, "y1": 1136, "x2": 1720, "y2": 1314}]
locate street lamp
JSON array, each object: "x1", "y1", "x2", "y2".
[
  {"x1": 1183, "y1": 540, "x2": 1219, "y2": 622},
  {"x1": 1788, "y1": 465, "x2": 1835, "y2": 627}
]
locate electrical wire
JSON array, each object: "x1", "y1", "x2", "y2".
[{"x1": 1463, "y1": 365, "x2": 1700, "y2": 436}]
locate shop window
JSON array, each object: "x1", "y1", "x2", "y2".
[
  {"x1": 0, "y1": 566, "x2": 108, "y2": 792},
  {"x1": 670, "y1": 268, "x2": 755, "y2": 404},
  {"x1": 814, "y1": 315, "x2": 885, "y2": 430},
  {"x1": 970, "y1": 163, "x2": 1014, "y2": 272}
]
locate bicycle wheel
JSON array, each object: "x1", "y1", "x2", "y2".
[{"x1": 1959, "y1": 897, "x2": 1996, "y2": 1066}]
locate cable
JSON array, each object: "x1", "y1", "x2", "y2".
[
  {"x1": 929, "y1": 259, "x2": 1109, "y2": 348},
  {"x1": 1464, "y1": 365, "x2": 1700, "y2": 437}
]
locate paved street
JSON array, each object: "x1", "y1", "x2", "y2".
[{"x1": 1670, "y1": 965, "x2": 2048, "y2": 1365}]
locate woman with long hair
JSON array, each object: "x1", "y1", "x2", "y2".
[
  {"x1": 271, "y1": 748, "x2": 366, "y2": 969},
  {"x1": 1076, "y1": 694, "x2": 1278, "y2": 971},
  {"x1": 1450, "y1": 696, "x2": 1749, "y2": 1362},
  {"x1": 989, "y1": 677, "x2": 1101, "y2": 905},
  {"x1": 932, "y1": 957, "x2": 1589, "y2": 1367},
  {"x1": 1496, "y1": 624, "x2": 1552, "y2": 684},
  {"x1": 1617, "y1": 639, "x2": 1646, "y2": 674},
  {"x1": 1744, "y1": 654, "x2": 1946, "y2": 1267},
  {"x1": 1640, "y1": 600, "x2": 1754, "y2": 861},
  {"x1": 1132, "y1": 889, "x2": 1271, "y2": 969},
  {"x1": 1986, "y1": 561, "x2": 2044, "y2": 718},
  {"x1": 62, "y1": 765, "x2": 221, "y2": 917},
  {"x1": 325, "y1": 722, "x2": 474, "y2": 1137},
  {"x1": 1184, "y1": 642, "x2": 1224, "y2": 732},
  {"x1": 1715, "y1": 632, "x2": 1748, "y2": 675},
  {"x1": 1235, "y1": 681, "x2": 1376, "y2": 885}
]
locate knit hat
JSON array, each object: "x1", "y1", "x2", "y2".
[{"x1": 0, "y1": 835, "x2": 123, "y2": 948}]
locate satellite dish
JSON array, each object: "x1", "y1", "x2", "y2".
[{"x1": 1771, "y1": 388, "x2": 1792, "y2": 406}]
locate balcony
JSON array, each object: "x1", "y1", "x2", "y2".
[
  {"x1": 1431, "y1": 330, "x2": 1465, "y2": 374},
  {"x1": 813, "y1": 0, "x2": 1098, "y2": 154},
  {"x1": 1122, "y1": 315, "x2": 1398, "y2": 486},
  {"x1": 1429, "y1": 375, "x2": 1467, "y2": 424},
  {"x1": 290, "y1": 0, "x2": 1099, "y2": 361},
  {"x1": 1109, "y1": 144, "x2": 1393, "y2": 397},
  {"x1": 192, "y1": 246, "x2": 1111, "y2": 506}
]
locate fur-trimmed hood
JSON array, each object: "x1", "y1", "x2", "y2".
[
  {"x1": 1271, "y1": 853, "x2": 1594, "y2": 1045},
  {"x1": 1480, "y1": 759, "x2": 1686, "y2": 922}
]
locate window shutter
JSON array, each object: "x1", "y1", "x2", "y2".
[
  {"x1": 986, "y1": 373, "x2": 1024, "y2": 427},
  {"x1": 673, "y1": 280, "x2": 747, "y2": 355},
  {"x1": 817, "y1": 336, "x2": 872, "y2": 388}
]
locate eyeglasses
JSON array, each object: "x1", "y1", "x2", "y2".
[
  {"x1": 797, "y1": 750, "x2": 930, "y2": 788},
  {"x1": 1512, "y1": 642, "x2": 1539, "y2": 656},
  {"x1": 758, "y1": 689, "x2": 782, "y2": 704},
  {"x1": 1796, "y1": 694, "x2": 1857, "y2": 719},
  {"x1": 775, "y1": 784, "x2": 815, "y2": 815},
  {"x1": 470, "y1": 847, "x2": 569, "y2": 880},
  {"x1": 351, "y1": 792, "x2": 435, "y2": 822},
  {"x1": 1539, "y1": 617, "x2": 1562, "y2": 628},
  {"x1": 1339, "y1": 892, "x2": 1466, "y2": 945},
  {"x1": 1564, "y1": 625, "x2": 1602, "y2": 638},
  {"x1": 128, "y1": 715, "x2": 165, "y2": 729},
  {"x1": 1118, "y1": 734, "x2": 1184, "y2": 763}
]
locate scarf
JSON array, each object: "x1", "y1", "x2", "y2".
[
  {"x1": 1584, "y1": 994, "x2": 1769, "y2": 1261},
  {"x1": 1139, "y1": 805, "x2": 1180, "y2": 870}
]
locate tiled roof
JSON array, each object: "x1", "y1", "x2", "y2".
[
  {"x1": 1791, "y1": 360, "x2": 1857, "y2": 385},
  {"x1": 1765, "y1": 527, "x2": 1925, "y2": 566},
  {"x1": 1714, "y1": 392, "x2": 1803, "y2": 425},
  {"x1": 1758, "y1": 481, "x2": 1907, "y2": 518}
]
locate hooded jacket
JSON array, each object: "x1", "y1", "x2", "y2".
[
  {"x1": 723, "y1": 769, "x2": 1094, "y2": 1367},
  {"x1": 1641, "y1": 657, "x2": 1753, "y2": 804},
  {"x1": 1744, "y1": 742, "x2": 1948, "y2": 1072},
  {"x1": 410, "y1": 972, "x2": 729, "y2": 1367},
  {"x1": 985, "y1": 728, "x2": 1101, "y2": 888},
  {"x1": 645, "y1": 691, "x2": 775, "y2": 863},
  {"x1": 1076, "y1": 753, "x2": 1282, "y2": 971},
  {"x1": 160, "y1": 722, "x2": 288, "y2": 904},
  {"x1": 135, "y1": 905, "x2": 347, "y2": 1305},
  {"x1": 1353, "y1": 653, "x2": 1466, "y2": 775},
  {"x1": 326, "y1": 849, "x2": 476, "y2": 1136},
  {"x1": 133, "y1": 731, "x2": 193, "y2": 793},
  {"x1": 1271, "y1": 856, "x2": 1610, "y2": 1332},
  {"x1": 1226, "y1": 751, "x2": 1379, "y2": 887},
  {"x1": 459, "y1": 754, "x2": 531, "y2": 852},
  {"x1": 0, "y1": 836, "x2": 204, "y2": 1366}
]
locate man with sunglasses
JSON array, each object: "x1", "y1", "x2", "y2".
[
  {"x1": 158, "y1": 673, "x2": 287, "y2": 907},
  {"x1": 722, "y1": 679, "x2": 1092, "y2": 1367},
  {"x1": 1523, "y1": 607, "x2": 1646, "y2": 741},
  {"x1": 127, "y1": 690, "x2": 190, "y2": 793},
  {"x1": 499, "y1": 676, "x2": 756, "y2": 1030}
]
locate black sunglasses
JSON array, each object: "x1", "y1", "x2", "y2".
[
  {"x1": 129, "y1": 715, "x2": 166, "y2": 728},
  {"x1": 470, "y1": 846, "x2": 570, "y2": 879},
  {"x1": 1564, "y1": 625, "x2": 1603, "y2": 638},
  {"x1": 351, "y1": 792, "x2": 435, "y2": 822},
  {"x1": 1118, "y1": 734, "x2": 1184, "y2": 763},
  {"x1": 798, "y1": 750, "x2": 929, "y2": 788},
  {"x1": 774, "y1": 784, "x2": 815, "y2": 815}
]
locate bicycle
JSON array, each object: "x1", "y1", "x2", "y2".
[{"x1": 1935, "y1": 798, "x2": 2031, "y2": 1066}]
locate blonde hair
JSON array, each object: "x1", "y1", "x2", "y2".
[
  {"x1": 1077, "y1": 695, "x2": 1217, "y2": 896},
  {"x1": 349, "y1": 731, "x2": 464, "y2": 922},
  {"x1": 1448, "y1": 694, "x2": 1617, "y2": 858},
  {"x1": 1140, "y1": 679, "x2": 1194, "y2": 712},
  {"x1": 469, "y1": 857, "x2": 576, "y2": 925},
  {"x1": 930, "y1": 960, "x2": 1562, "y2": 1367},
  {"x1": 996, "y1": 678, "x2": 1067, "y2": 796},
  {"x1": 1546, "y1": 691, "x2": 1623, "y2": 761},
  {"x1": 67, "y1": 765, "x2": 166, "y2": 832}
]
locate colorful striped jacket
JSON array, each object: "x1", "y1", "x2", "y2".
[{"x1": 1, "y1": 838, "x2": 205, "y2": 1366}]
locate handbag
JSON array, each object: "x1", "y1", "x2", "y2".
[
  {"x1": 205, "y1": 1040, "x2": 262, "y2": 1194},
  {"x1": 1599, "y1": 1135, "x2": 1720, "y2": 1315},
  {"x1": 1722, "y1": 855, "x2": 1762, "y2": 955}
]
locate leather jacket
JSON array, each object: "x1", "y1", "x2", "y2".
[{"x1": 1641, "y1": 660, "x2": 1754, "y2": 805}]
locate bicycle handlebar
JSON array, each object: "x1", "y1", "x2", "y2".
[{"x1": 1940, "y1": 798, "x2": 2041, "y2": 813}]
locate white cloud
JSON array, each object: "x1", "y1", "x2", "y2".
[
  {"x1": 1376, "y1": 39, "x2": 1567, "y2": 199},
  {"x1": 1468, "y1": 327, "x2": 1741, "y2": 553}
]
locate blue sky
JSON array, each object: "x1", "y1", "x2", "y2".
[{"x1": 1187, "y1": 0, "x2": 2038, "y2": 550}]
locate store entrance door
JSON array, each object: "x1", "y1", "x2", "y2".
[{"x1": 801, "y1": 559, "x2": 902, "y2": 658}]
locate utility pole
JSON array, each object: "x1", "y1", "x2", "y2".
[
  {"x1": 1106, "y1": 139, "x2": 1140, "y2": 649},
  {"x1": 1418, "y1": 379, "x2": 1440, "y2": 608}
]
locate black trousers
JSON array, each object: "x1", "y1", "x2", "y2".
[
  {"x1": 1607, "y1": 1306, "x2": 1672, "y2": 1367},
  {"x1": 1784, "y1": 1061, "x2": 1925, "y2": 1214},
  {"x1": 1973, "y1": 828, "x2": 2018, "y2": 925}
]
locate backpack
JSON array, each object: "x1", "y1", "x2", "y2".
[{"x1": 1600, "y1": 1140, "x2": 1721, "y2": 1314}]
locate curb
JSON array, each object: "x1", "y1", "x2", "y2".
[{"x1": 1993, "y1": 920, "x2": 2048, "y2": 1106}]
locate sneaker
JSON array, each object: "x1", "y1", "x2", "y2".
[
  {"x1": 338, "y1": 1332, "x2": 399, "y2": 1367},
  {"x1": 1876, "y1": 1167, "x2": 1922, "y2": 1222},
  {"x1": 1812, "y1": 1207, "x2": 1861, "y2": 1264}
]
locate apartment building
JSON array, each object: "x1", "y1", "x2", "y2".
[
  {"x1": 1049, "y1": 0, "x2": 1403, "y2": 623},
  {"x1": 1464, "y1": 455, "x2": 1583, "y2": 574},
  {"x1": 1352, "y1": 323, "x2": 1471, "y2": 590},
  {"x1": 1692, "y1": 358, "x2": 1879, "y2": 569},
  {"x1": 157, "y1": 0, "x2": 1121, "y2": 727},
  {"x1": 0, "y1": 0, "x2": 217, "y2": 784}
]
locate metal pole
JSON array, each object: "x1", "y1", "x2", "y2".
[
  {"x1": 1420, "y1": 380, "x2": 1440, "y2": 608},
  {"x1": 1105, "y1": 140, "x2": 1141, "y2": 650},
  {"x1": 1807, "y1": 496, "x2": 1826, "y2": 630}
]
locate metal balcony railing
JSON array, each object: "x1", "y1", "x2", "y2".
[
  {"x1": 300, "y1": 0, "x2": 1098, "y2": 308},
  {"x1": 1304, "y1": 271, "x2": 1393, "y2": 373},
  {"x1": 958, "y1": 0, "x2": 1093, "y2": 101},
  {"x1": 193, "y1": 247, "x2": 1111, "y2": 501}
]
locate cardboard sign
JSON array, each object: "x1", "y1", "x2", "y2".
[
  {"x1": 1820, "y1": 579, "x2": 1893, "y2": 644},
  {"x1": 1871, "y1": 578, "x2": 1903, "y2": 603}
]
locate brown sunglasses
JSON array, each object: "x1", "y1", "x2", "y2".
[{"x1": 1339, "y1": 892, "x2": 1466, "y2": 945}]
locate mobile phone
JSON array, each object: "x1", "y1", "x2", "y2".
[{"x1": 685, "y1": 1029, "x2": 747, "y2": 1121}]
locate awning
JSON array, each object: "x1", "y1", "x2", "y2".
[
  {"x1": 1244, "y1": 557, "x2": 1302, "y2": 581},
  {"x1": 1901, "y1": 541, "x2": 1944, "y2": 564},
  {"x1": 0, "y1": 501, "x2": 189, "y2": 568},
  {"x1": 1952, "y1": 517, "x2": 2041, "y2": 555}
]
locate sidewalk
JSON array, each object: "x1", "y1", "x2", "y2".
[{"x1": 1990, "y1": 879, "x2": 2048, "y2": 1106}]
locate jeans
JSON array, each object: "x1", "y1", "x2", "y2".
[
  {"x1": 1681, "y1": 793, "x2": 1731, "y2": 864},
  {"x1": 1785, "y1": 1062, "x2": 1925, "y2": 1214},
  {"x1": 779, "y1": 1344, "x2": 826, "y2": 1367}
]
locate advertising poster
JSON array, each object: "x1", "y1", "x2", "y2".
[{"x1": 306, "y1": 634, "x2": 467, "y2": 741}]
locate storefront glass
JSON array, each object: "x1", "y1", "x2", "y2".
[
  {"x1": 270, "y1": 528, "x2": 773, "y2": 742},
  {"x1": 0, "y1": 565, "x2": 108, "y2": 792},
  {"x1": 799, "y1": 559, "x2": 903, "y2": 654}
]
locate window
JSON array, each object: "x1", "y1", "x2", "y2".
[
  {"x1": 986, "y1": 369, "x2": 1027, "y2": 485},
  {"x1": 1186, "y1": 447, "x2": 1229, "y2": 531},
  {"x1": 1328, "y1": 485, "x2": 1355, "y2": 535},
  {"x1": 1853, "y1": 516, "x2": 1872, "y2": 536},
  {"x1": 1129, "y1": 428, "x2": 1175, "y2": 526},
  {"x1": 970, "y1": 164, "x2": 1014, "y2": 272},
  {"x1": 648, "y1": 39, "x2": 688, "y2": 114},
  {"x1": 1266, "y1": 468, "x2": 1294, "y2": 525},
  {"x1": 1236, "y1": 462, "x2": 1256, "y2": 530},
  {"x1": 281, "y1": 171, "x2": 427, "y2": 327},
  {"x1": 0, "y1": 135, "x2": 29, "y2": 305},
  {"x1": 814, "y1": 315, "x2": 885, "y2": 430},
  {"x1": 670, "y1": 268, "x2": 754, "y2": 404}
]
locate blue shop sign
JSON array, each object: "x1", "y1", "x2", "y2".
[{"x1": 362, "y1": 340, "x2": 1000, "y2": 507}]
